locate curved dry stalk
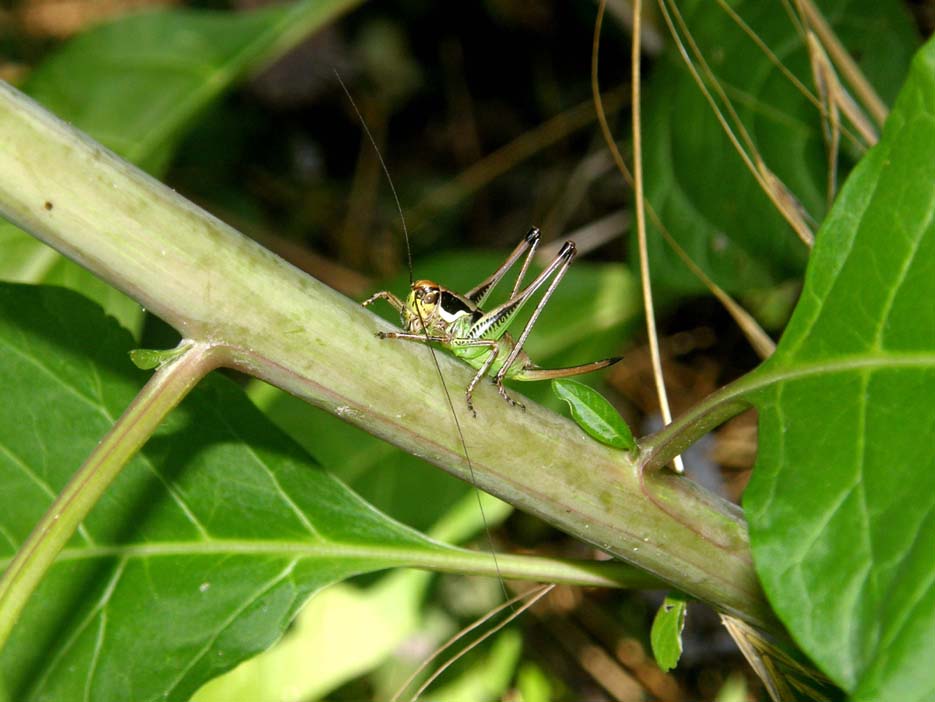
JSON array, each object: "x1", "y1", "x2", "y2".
[
  {"x1": 657, "y1": 0, "x2": 816, "y2": 248},
  {"x1": 793, "y1": 0, "x2": 888, "y2": 126},
  {"x1": 591, "y1": 4, "x2": 776, "y2": 363},
  {"x1": 628, "y1": 0, "x2": 685, "y2": 473},
  {"x1": 715, "y1": 0, "x2": 870, "y2": 151},
  {"x1": 391, "y1": 584, "x2": 555, "y2": 702},
  {"x1": 406, "y1": 86, "x2": 629, "y2": 231}
]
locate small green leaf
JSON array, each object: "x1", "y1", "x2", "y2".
[
  {"x1": 650, "y1": 593, "x2": 687, "y2": 672},
  {"x1": 129, "y1": 344, "x2": 191, "y2": 370},
  {"x1": 551, "y1": 379, "x2": 635, "y2": 450}
]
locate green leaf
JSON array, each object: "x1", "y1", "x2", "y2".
[
  {"x1": 24, "y1": 1, "x2": 359, "y2": 173},
  {"x1": 129, "y1": 344, "x2": 191, "y2": 370},
  {"x1": 194, "y1": 489, "x2": 513, "y2": 701},
  {"x1": 650, "y1": 593, "x2": 687, "y2": 672},
  {"x1": 194, "y1": 570, "x2": 433, "y2": 702},
  {"x1": 1, "y1": 0, "x2": 358, "y2": 335},
  {"x1": 744, "y1": 38, "x2": 935, "y2": 702},
  {"x1": 0, "y1": 224, "x2": 146, "y2": 338},
  {"x1": 552, "y1": 379, "x2": 635, "y2": 450},
  {"x1": 0, "y1": 284, "x2": 482, "y2": 702},
  {"x1": 202, "y1": 385, "x2": 516, "y2": 699},
  {"x1": 641, "y1": 0, "x2": 918, "y2": 297}
]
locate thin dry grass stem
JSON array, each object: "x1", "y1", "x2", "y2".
[
  {"x1": 657, "y1": 0, "x2": 816, "y2": 248},
  {"x1": 721, "y1": 614, "x2": 836, "y2": 702},
  {"x1": 655, "y1": 227, "x2": 776, "y2": 359},
  {"x1": 807, "y1": 32, "x2": 842, "y2": 208},
  {"x1": 406, "y1": 86, "x2": 629, "y2": 231},
  {"x1": 794, "y1": 0, "x2": 888, "y2": 127},
  {"x1": 714, "y1": 0, "x2": 868, "y2": 152},
  {"x1": 807, "y1": 31, "x2": 880, "y2": 146},
  {"x1": 662, "y1": 0, "x2": 759, "y2": 160},
  {"x1": 754, "y1": 162, "x2": 815, "y2": 247},
  {"x1": 393, "y1": 583, "x2": 555, "y2": 702},
  {"x1": 628, "y1": 0, "x2": 685, "y2": 473},
  {"x1": 805, "y1": 29, "x2": 879, "y2": 214},
  {"x1": 716, "y1": 0, "x2": 815, "y2": 107},
  {"x1": 536, "y1": 209, "x2": 630, "y2": 263},
  {"x1": 592, "y1": 2, "x2": 775, "y2": 362},
  {"x1": 603, "y1": 0, "x2": 665, "y2": 55},
  {"x1": 542, "y1": 149, "x2": 616, "y2": 238}
]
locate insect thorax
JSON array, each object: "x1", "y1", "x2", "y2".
[{"x1": 402, "y1": 280, "x2": 477, "y2": 336}]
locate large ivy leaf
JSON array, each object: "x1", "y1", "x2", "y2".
[
  {"x1": 0, "y1": 0, "x2": 359, "y2": 335},
  {"x1": 641, "y1": 0, "x2": 917, "y2": 297},
  {"x1": 745, "y1": 38, "x2": 935, "y2": 701},
  {"x1": 0, "y1": 284, "x2": 475, "y2": 702}
]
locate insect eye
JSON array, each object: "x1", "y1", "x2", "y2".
[{"x1": 422, "y1": 291, "x2": 438, "y2": 305}]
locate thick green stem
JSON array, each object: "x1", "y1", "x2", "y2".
[
  {"x1": 0, "y1": 342, "x2": 219, "y2": 650},
  {"x1": 0, "y1": 81, "x2": 778, "y2": 631}
]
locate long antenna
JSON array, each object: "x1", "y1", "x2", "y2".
[
  {"x1": 333, "y1": 72, "x2": 414, "y2": 287},
  {"x1": 333, "y1": 69, "x2": 509, "y2": 601}
]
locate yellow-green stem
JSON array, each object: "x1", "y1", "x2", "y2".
[{"x1": 0, "y1": 343, "x2": 219, "y2": 650}]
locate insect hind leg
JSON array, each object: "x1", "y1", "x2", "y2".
[
  {"x1": 493, "y1": 376, "x2": 525, "y2": 411},
  {"x1": 492, "y1": 242, "x2": 577, "y2": 390}
]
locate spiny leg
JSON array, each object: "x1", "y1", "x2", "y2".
[
  {"x1": 462, "y1": 340, "x2": 500, "y2": 416},
  {"x1": 376, "y1": 330, "x2": 452, "y2": 343},
  {"x1": 493, "y1": 242, "x2": 577, "y2": 404},
  {"x1": 460, "y1": 241, "x2": 578, "y2": 409},
  {"x1": 466, "y1": 227, "x2": 540, "y2": 307},
  {"x1": 507, "y1": 227, "x2": 541, "y2": 299},
  {"x1": 466, "y1": 239, "x2": 575, "y2": 343}
]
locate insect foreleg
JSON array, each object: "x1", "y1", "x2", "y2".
[
  {"x1": 463, "y1": 339, "x2": 501, "y2": 416},
  {"x1": 376, "y1": 330, "x2": 499, "y2": 416},
  {"x1": 362, "y1": 290, "x2": 405, "y2": 313},
  {"x1": 376, "y1": 330, "x2": 452, "y2": 343}
]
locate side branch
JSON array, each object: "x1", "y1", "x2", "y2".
[
  {"x1": 0, "y1": 342, "x2": 220, "y2": 650},
  {"x1": 638, "y1": 377, "x2": 755, "y2": 472}
]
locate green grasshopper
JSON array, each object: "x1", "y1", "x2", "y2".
[{"x1": 364, "y1": 226, "x2": 622, "y2": 415}]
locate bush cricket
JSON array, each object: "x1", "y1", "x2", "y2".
[{"x1": 364, "y1": 226, "x2": 622, "y2": 415}]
